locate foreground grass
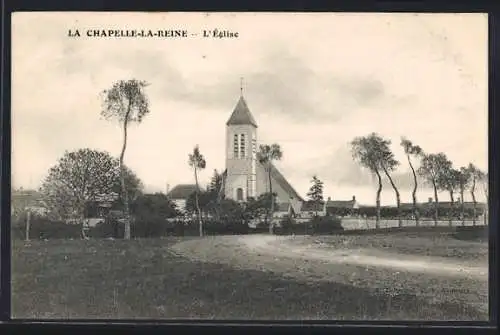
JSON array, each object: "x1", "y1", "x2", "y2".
[{"x1": 12, "y1": 237, "x2": 487, "y2": 320}]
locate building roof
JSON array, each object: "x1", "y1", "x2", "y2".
[
  {"x1": 226, "y1": 96, "x2": 258, "y2": 128},
  {"x1": 266, "y1": 162, "x2": 304, "y2": 202},
  {"x1": 301, "y1": 201, "x2": 324, "y2": 212},
  {"x1": 167, "y1": 184, "x2": 200, "y2": 199},
  {"x1": 326, "y1": 200, "x2": 357, "y2": 208},
  {"x1": 220, "y1": 164, "x2": 303, "y2": 203}
]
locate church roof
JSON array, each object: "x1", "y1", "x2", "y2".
[
  {"x1": 226, "y1": 96, "x2": 258, "y2": 128},
  {"x1": 219, "y1": 165, "x2": 304, "y2": 203},
  {"x1": 266, "y1": 163, "x2": 304, "y2": 202}
]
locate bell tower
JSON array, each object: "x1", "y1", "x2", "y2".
[{"x1": 225, "y1": 82, "x2": 258, "y2": 202}]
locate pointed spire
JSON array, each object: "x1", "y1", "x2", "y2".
[
  {"x1": 240, "y1": 77, "x2": 244, "y2": 96},
  {"x1": 226, "y1": 96, "x2": 258, "y2": 128}
]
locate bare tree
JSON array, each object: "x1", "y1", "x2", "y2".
[
  {"x1": 257, "y1": 144, "x2": 283, "y2": 234},
  {"x1": 400, "y1": 138, "x2": 424, "y2": 226},
  {"x1": 101, "y1": 79, "x2": 151, "y2": 240},
  {"x1": 188, "y1": 145, "x2": 206, "y2": 237}
]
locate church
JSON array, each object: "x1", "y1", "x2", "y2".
[
  {"x1": 168, "y1": 93, "x2": 304, "y2": 215},
  {"x1": 220, "y1": 94, "x2": 304, "y2": 214}
]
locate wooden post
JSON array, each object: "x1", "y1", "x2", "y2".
[{"x1": 25, "y1": 210, "x2": 31, "y2": 241}]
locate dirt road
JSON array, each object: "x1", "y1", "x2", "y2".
[{"x1": 171, "y1": 234, "x2": 488, "y2": 314}]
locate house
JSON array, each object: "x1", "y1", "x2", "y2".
[
  {"x1": 297, "y1": 201, "x2": 326, "y2": 221},
  {"x1": 11, "y1": 189, "x2": 48, "y2": 217},
  {"x1": 325, "y1": 196, "x2": 359, "y2": 217},
  {"x1": 167, "y1": 184, "x2": 200, "y2": 213}
]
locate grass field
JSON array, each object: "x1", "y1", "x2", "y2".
[{"x1": 11, "y1": 232, "x2": 489, "y2": 321}]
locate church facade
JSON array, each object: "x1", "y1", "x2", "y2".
[{"x1": 220, "y1": 95, "x2": 304, "y2": 214}]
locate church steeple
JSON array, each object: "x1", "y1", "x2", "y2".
[{"x1": 226, "y1": 96, "x2": 258, "y2": 128}]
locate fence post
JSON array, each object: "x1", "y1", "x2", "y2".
[{"x1": 25, "y1": 210, "x2": 31, "y2": 242}]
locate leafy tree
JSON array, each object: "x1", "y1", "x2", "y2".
[
  {"x1": 351, "y1": 133, "x2": 396, "y2": 228},
  {"x1": 468, "y1": 164, "x2": 486, "y2": 225},
  {"x1": 400, "y1": 138, "x2": 424, "y2": 226},
  {"x1": 244, "y1": 193, "x2": 278, "y2": 223},
  {"x1": 206, "y1": 169, "x2": 224, "y2": 219},
  {"x1": 306, "y1": 175, "x2": 324, "y2": 216},
  {"x1": 186, "y1": 190, "x2": 212, "y2": 218},
  {"x1": 418, "y1": 153, "x2": 452, "y2": 225},
  {"x1": 188, "y1": 145, "x2": 207, "y2": 237},
  {"x1": 257, "y1": 143, "x2": 283, "y2": 234},
  {"x1": 481, "y1": 172, "x2": 489, "y2": 225},
  {"x1": 438, "y1": 165, "x2": 460, "y2": 226},
  {"x1": 218, "y1": 199, "x2": 245, "y2": 223},
  {"x1": 377, "y1": 139, "x2": 401, "y2": 227},
  {"x1": 457, "y1": 166, "x2": 472, "y2": 225},
  {"x1": 40, "y1": 149, "x2": 143, "y2": 239},
  {"x1": 100, "y1": 79, "x2": 151, "y2": 240},
  {"x1": 131, "y1": 193, "x2": 180, "y2": 237}
]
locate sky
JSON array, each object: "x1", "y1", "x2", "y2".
[{"x1": 11, "y1": 12, "x2": 488, "y2": 205}]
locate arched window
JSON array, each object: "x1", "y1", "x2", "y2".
[{"x1": 236, "y1": 188, "x2": 244, "y2": 201}]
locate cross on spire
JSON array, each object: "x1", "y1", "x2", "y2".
[{"x1": 240, "y1": 77, "x2": 244, "y2": 96}]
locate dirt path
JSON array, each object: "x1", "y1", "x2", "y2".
[
  {"x1": 239, "y1": 235, "x2": 488, "y2": 279},
  {"x1": 171, "y1": 234, "x2": 488, "y2": 315}
]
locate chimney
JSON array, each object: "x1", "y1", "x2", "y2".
[
  {"x1": 428, "y1": 197, "x2": 433, "y2": 203},
  {"x1": 352, "y1": 195, "x2": 356, "y2": 202}
]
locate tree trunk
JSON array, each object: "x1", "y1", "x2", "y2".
[
  {"x1": 448, "y1": 190, "x2": 454, "y2": 227},
  {"x1": 460, "y1": 186, "x2": 465, "y2": 226},
  {"x1": 268, "y1": 166, "x2": 274, "y2": 235},
  {"x1": 471, "y1": 177, "x2": 477, "y2": 226},
  {"x1": 120, "y1": 109, "x2": 131, "y2": 240},
  {"x1": 383, "y1": 168, "x2": 402, "y2": 228},
  {"x1": 407, "y1": 154, "x2": 420, "y2": 226},
  {"x1": 432, "y1": 181, "x2": 439, "y2": 226},
  {"x1": 375, "y1": 170, "x2": 382, "y2": 229},
  {"x1": 194, "y1": 168, "x2": 203, "y2": 237},
  {"x1": 25, "y1": 210, "x2": 31, "y2": 242}
]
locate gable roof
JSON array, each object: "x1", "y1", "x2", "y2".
[
  {"x1": 265, "y1": 162, "x2": 304, "y2": 202},
  {"x1": 326, "y1": 200, "x2": 357, "y2": 208},
  {"x1": 167, "y1": 184, "x2": 200, "y2": 199},
  {"x1": 226, "y1": 96, "x2": 258, "y2": 128}
]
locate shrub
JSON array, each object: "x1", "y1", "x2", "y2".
[
  {"x1": 89, "y1": 218, "x2": 124, "y2": 239},
  {"x1": 11, "y1": 215, "x2": 81, "y2": 240},
  {"x1": 275, "y1": 215, "x2": 343, "y2": 235}
]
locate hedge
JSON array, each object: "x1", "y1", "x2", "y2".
[
  {"x1": 274, "y1": 216, "x2": 344, "y2": 235},
  {"x1": 11, "y1": 215, "x2": 342, "y2": 240}
]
